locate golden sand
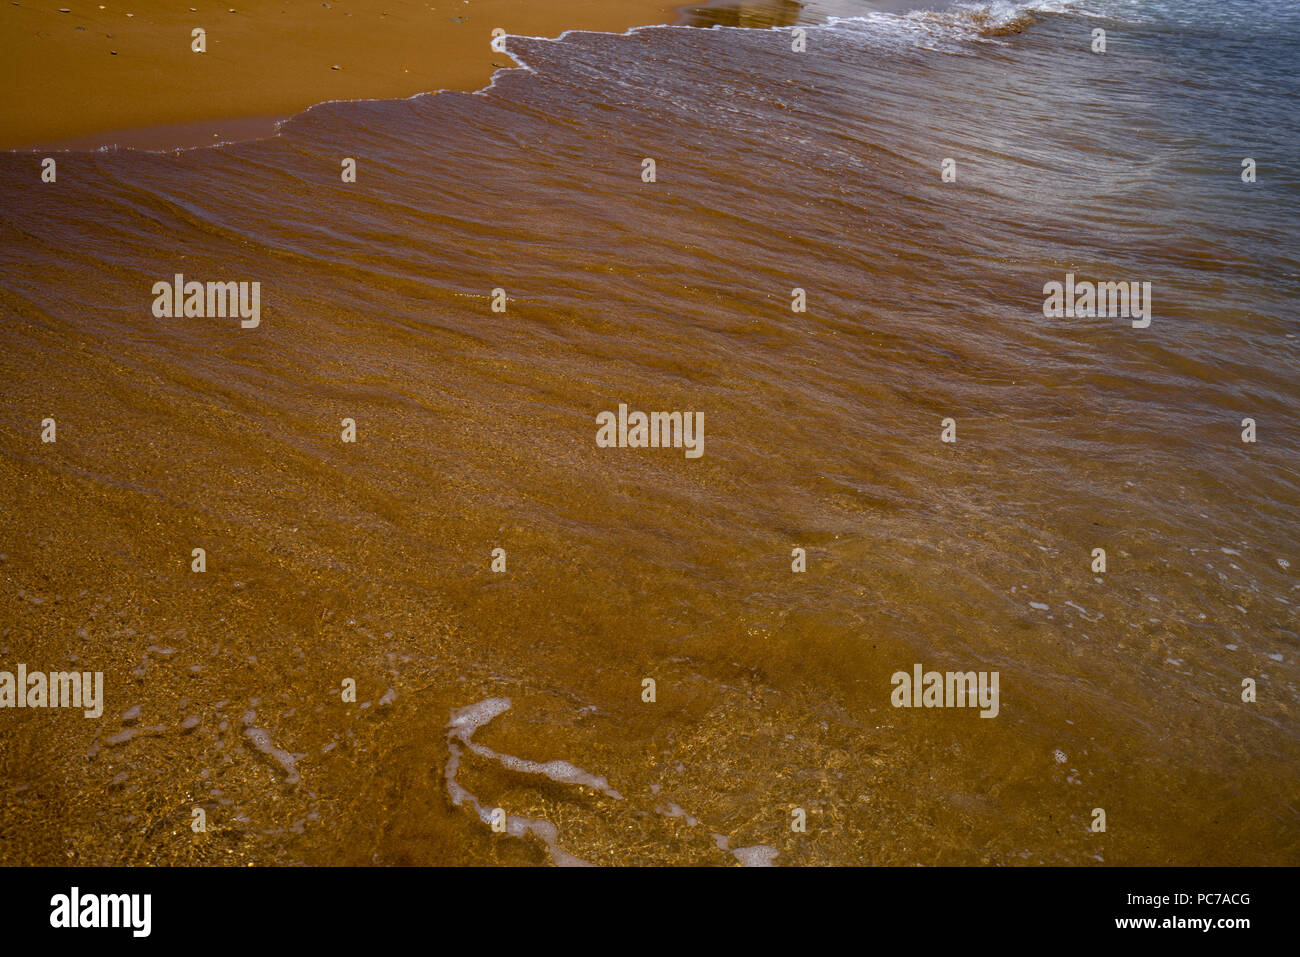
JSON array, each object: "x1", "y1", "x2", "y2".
[{"x1": 0, "y1": 0, "x2": 681, "y2": 149}]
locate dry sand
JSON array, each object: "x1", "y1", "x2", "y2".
[{"x1": 0, "y1": 0, "x2": 684, "y2": 150}]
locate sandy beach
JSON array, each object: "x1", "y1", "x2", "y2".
[
  {"x1": 0, "y1": 0, "x2": 684, "y2": 149},
  {"x1": 0, "y1": 0, "x2": 1295, "y2": 876}
]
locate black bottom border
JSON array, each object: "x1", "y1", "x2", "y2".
[{"x1": 0, "y1": 865, "x2": 1280, "y2": 944}]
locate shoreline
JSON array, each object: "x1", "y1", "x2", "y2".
[
  {"x1": 0, "y1": 0, "x2": 705, "y2": 152},
  {"x1": 2, "y1": 0, "x2": 817, "y2": 153}
]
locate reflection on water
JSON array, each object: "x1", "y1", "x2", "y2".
[
  {"x1": 677, "y1": 0, "x2": 959, "y2": 29},
  {"x1": 677, "y1": 0, "x2": 808, "y2": 29}
]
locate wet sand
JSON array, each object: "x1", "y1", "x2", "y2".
[
  {"x1": 0, "y1": 0, "x2": 684, "y2": 150},
  {"x1": 0, "y1": 1, "x2": 1295, "y2": 868}
]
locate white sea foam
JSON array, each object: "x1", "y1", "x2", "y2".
[
  {"x1": 445, "y1": 696, "x2": 776, "y2": 865},
  {"x1": 242, "y1": 708, "x2": 303, "y2": 784},
  {"x1": 445, "y1": 696, "x2": 615, "y2": 865},
  {"x1": 732, "y1": 845, "x2": 780, "y2": 867},
  {"x1": 244, "y1": 728, "x2": 302, "y2": 784}
]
